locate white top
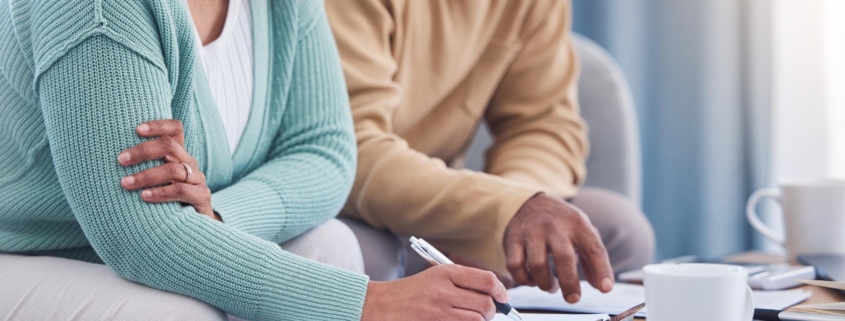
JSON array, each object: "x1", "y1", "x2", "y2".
[{"x1": 192, "y1": 0, "x2": 253, "y2": 155}]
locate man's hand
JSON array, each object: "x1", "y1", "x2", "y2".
[{"x1": 504, "y1": 193, "x2": 614, "y2": 303}]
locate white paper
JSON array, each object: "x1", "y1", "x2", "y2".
[
  {"x1": 754, "y1": 289, "x2": 812, "y2": 309},
  {"x1": 617, "y1": 269, "x2": 644, "y2": 283},
  {"x1": 508, "y1": 282, "x2": 647, "y2": 317},
  {"x1": 508, "y1": 281, "x2": 811, "y2": 318},
  {"x1": 492, "y1": 313, "x2": 608, "y2": 321}
]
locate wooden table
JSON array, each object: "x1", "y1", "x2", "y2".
[{"x1": 521, "y1": 252, "x2": 844, "y2": 320}]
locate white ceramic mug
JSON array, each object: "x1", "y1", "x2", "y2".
[
  {"x1": 746, "y1": 179, "x2": 845, "y2": 258},
  {"x1": 644, "y1": 263, "x2": 753, "y2": 321}
]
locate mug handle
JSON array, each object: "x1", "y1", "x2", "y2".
[
  {"x1": 742, "y1": 284, "x2": 754, "y2": 321},
  {"x1": 746, "y1": 188, "x2": 786, "y2": 245}
]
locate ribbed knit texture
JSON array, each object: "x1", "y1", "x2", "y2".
[{"x1": 0, "y1": 1, "x2": 366, "y2": 320}]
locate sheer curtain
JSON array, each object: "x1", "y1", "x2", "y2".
[
  {"x1": 765, "y1": 0, "x2": 845, "y2": 252},
  {"x1": 571, "y1": 0, "x2": 772, "y2": 259},
  {"x1": 771, "y1": 0, "x2": 845, "y2": 181}
]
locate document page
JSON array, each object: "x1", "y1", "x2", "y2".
[
  {"x1": 508, "y1": 281, "x2": 811, "y2": 318},
  {"x1": 492, "y1": 313, "x2": 608, "y2": 321}
]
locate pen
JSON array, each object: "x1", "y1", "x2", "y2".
[{"x1": 409, "y1": 236, "x2": 525, "y2": 321}]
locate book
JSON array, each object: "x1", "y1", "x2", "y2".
[{"x1": 788, "y1": 280, "x2": 845, "y2": 316}]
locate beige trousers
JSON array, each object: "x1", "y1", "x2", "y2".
[
  {"x1": 342, "y1": 187, "x2": 656, "y2": 281},
  {"x1": 0, "y1": 219, "x2": 364, "y2": 321}
]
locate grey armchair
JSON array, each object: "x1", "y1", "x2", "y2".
[{"x1": 463, "y1": 34, "x2": 642, "y2": 205}]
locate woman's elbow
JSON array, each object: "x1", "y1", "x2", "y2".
[
  {"x1": 91, "y1": 244, "x2": 147, "y2": 282},
  {"x1": 335, "y1": 121, "x2": 358, "y2": 200}
]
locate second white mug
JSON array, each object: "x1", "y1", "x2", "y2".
[{"x1": 746, "y1": 179, "x2": 845, "y2": 258}]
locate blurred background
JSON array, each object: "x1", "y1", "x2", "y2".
[{"x1": 571, "y1": 0, "x2": 845, "y2": 260}]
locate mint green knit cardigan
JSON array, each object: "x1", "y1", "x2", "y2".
[{"x1": 0, "y1": 0, "x2": 368, "y2": 319}]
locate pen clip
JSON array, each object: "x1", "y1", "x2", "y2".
[{"x1": 411, "y1": 242, "x2": 440, "y2": 266}]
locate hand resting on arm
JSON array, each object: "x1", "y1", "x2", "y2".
[{"x1": 118, "y1": 119, "x2": 219, "y2": 221}]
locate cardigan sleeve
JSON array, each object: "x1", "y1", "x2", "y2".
[
  {"x1": 484, "y1": 0, "x2": 589, "y2": 199},
  {"x1": 38, "y1": 33, "x2": 367, "y2": 321},
  {"x1": 210, "y1": 9, "x2": 357, "y2": 244}
]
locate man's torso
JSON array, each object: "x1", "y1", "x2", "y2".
[{"x1": 363, "y1": 0, "x2": 540, "y2": 163}]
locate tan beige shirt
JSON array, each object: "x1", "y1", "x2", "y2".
[{"x1": 326, "y1": 0, "x2": 588, "y2": 274}]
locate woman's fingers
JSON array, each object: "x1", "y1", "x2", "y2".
[
  {"x1": 121, "y1": 120, "x2": 217, "y2": 220},
  {"x1": 448, "y1": 288, "x2": 497, "y2": 321},
  {"x1": 449, "y1": 307, "x2": 488, "y2": 321},
  {"x1": 118, "y1": 136, "x2": 194, "y2": 166},
  {"x1": 136, "y1": 119, "x2": 185, "y2": 145},
  {"x1": 121, "y1": 162, "x2": 205, "y2": 190},
  {"x1": 141, "y1": 183, "x2": 213, "y2": 216},
  {"x1": 447, "y1": 266, "x2": 510, "y2": 304},
  {"x1": 449, "y1": 254, "x2": 516, "y2": 288}
]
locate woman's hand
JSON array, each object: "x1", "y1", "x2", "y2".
[
  {"x1": 361, "y1": 265, "x2": 509, "y2": 321},
  {"x1": 447, "y1": 253, "x2": 517, "y2": 289},
  {"x1": 118, "y1": 120, "x2": 220, "y2": 221}
]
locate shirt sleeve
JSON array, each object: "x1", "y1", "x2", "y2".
[
  {"x1": 210, "y1": 9, "x2": 357, "y2": 245},
  {"x1": 484, "y1": 0, "x2": 589, "y2": 199},
  {"x1": 326, "y1": 0, "x2": 540, "y2": 274},
  {"x1": 37, "y1": 31, "x2": 367, "y2": 321}
]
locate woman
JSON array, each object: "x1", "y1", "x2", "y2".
[{"x1": 0, "y1": 0, "x2": 507, "y2": 320}]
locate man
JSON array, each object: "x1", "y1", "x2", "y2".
[{"x1": 326, "y1": 0, "x2": 655, "y2": 302}]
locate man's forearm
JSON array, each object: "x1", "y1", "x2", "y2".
[{"x1": 343, "y1": 133, "x2": 539, "y2": 273}]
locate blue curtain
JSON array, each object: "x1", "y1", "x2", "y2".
[{"x1": 571, "y1": 0, "x2": 771, "y2": 260}]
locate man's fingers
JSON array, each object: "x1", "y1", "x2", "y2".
[
  {"x1": 137, "y1": 119, "x2": 185, "y2": 145},
  {"x1": 575, "y1": 228, "x2": 614, "y2": 293},
  {"x1": 118, "y1": 136, "x2": 193, "y2": 166},
  {"x1": 448, "y1": 288, "x2": 497, "y2": 321},
  {"x1": 525, "y1": 239, "x2": 555, "y2": 292},
  {"x1": 121, "y1": 163, "x2": 205, "y2": 190},
  {"x1": 580, "y1": 254, "x2": 598, "y2": 289},
  {"x1": 505, "y1": 241, "x2": 532, "y2": 286},
  {"x1": 550, "y1": 242, "x2": 582, "y2": 303},
  {"x1": 447, "y1": 266, "x2": 510, "y2": 304}
]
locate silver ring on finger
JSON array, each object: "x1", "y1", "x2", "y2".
[{"x1": 181, "y1": 162, "x2": 193, "y2": 183}]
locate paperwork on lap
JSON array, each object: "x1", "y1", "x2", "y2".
[
  {"x1": 508, "y1": 281, "x2": 811, "y2": 318},
  {"x1": 493, "y1": 313, "x2": 608, "y2": 321}
]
